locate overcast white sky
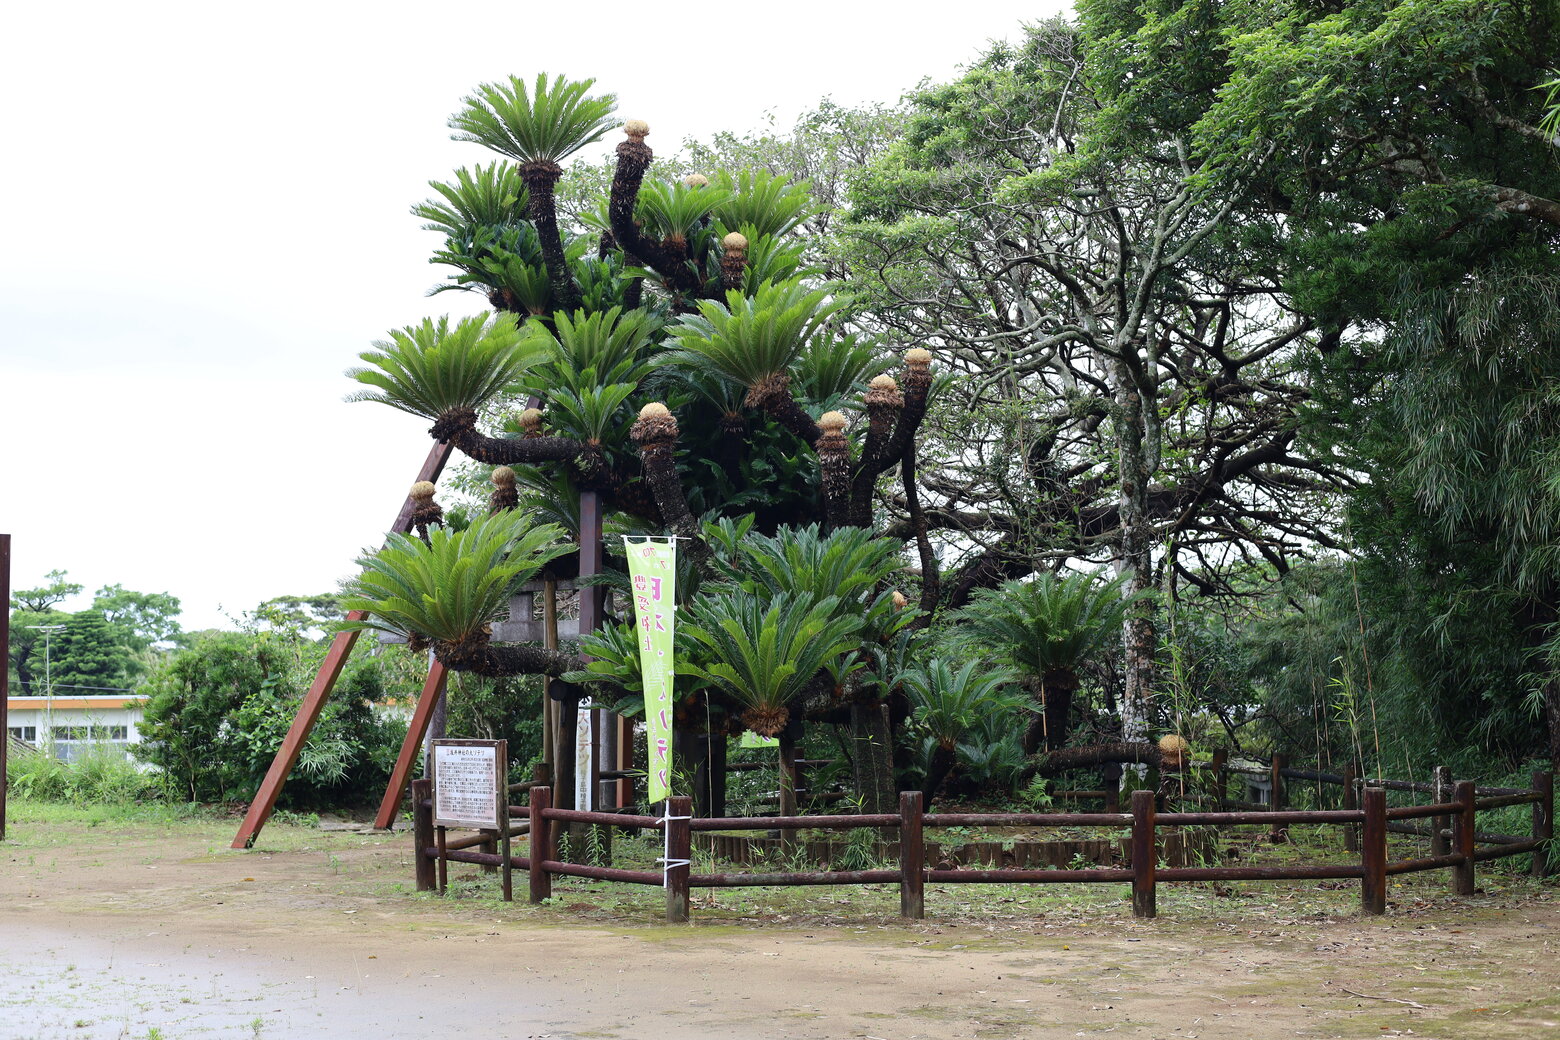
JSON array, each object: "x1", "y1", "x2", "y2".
[{"x1": 2, "y1": 0, "x2": 1066, "y2": 632}]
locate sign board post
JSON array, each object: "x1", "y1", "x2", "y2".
[{"x1": 429, "y1": 738, "x2": 510, "y2": 900}]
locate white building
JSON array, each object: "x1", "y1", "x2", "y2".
[{"x1": 6, "y1": 693, "x2": 146, "y2": 761}]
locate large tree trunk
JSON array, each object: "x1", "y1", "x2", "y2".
[
  {"x1": 1113, "y1": 353, "x2": 1159, "y2": 756},
  {"x1": 920, "y1": 744, "x2": 957, "y2": 810},
  {"x1": 849, "y1": 701, "x2": 896, "y2": 814}
]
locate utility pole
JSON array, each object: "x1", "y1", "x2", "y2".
[{"x1": 28, "y1": 623, "x2": 65, "y2": 753}]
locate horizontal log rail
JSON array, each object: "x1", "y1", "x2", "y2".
[{"x1": 410, "y1": 769, "x2": 1553, "y2": 923}]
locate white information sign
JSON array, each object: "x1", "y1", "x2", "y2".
[{"x1": 431, "y1": 740, "x2": 503, "y2": 829}]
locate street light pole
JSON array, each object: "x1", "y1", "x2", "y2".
[{"x1": 28, "y1": 624, "x2": 65, "y2": 751}]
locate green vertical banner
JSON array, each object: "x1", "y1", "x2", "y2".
[{"x1": 625, "y1": 536, "x2": 677, "y2": 804}]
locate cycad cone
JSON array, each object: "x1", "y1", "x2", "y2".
[{"x1": 1158, "y1": 733, "x2": 1190, "y2": 768}]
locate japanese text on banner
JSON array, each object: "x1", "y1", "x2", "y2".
[{"x1": 624, "y1": 537, "x2": 676, "y2": 804}]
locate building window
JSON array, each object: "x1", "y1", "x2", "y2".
[
  {"x1": 50, "y1": 725, "x2": 128, "y2": 741},
  {"x1": 8, "y1": 726, "x2": 37, "y2": 743}
]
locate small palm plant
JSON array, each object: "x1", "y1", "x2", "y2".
[
  {"x1": 957, "y1": 569, "x2": 1140, "y2": 752},
  {"x1": 664, "y1": 280, "x2": 849, "y2": 440},
  {"x1": 679, "y1": 590, "x2": 863, "y2": 736},
  {"x1": 341, "y1": 511, "x2": 569, "y2": 669},
  {"x1": 902, "y1": 659, "x2": 1024, "y2": 807},
  {"x1": 413, "y1": 162, "x2": 529, "y2": 237},
  {"x1": 346, "y1": 313, "x2": 547, "y2": 427}
]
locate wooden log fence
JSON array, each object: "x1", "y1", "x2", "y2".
[{"x1": 410, "y1": 769, "x2": 1553, "y2": 923}]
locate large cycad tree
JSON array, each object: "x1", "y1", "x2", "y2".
[{"x1": 344, "y1": 75, "x2": 939, "y2": 813}]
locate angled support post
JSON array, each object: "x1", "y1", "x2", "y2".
[
  {"x1": 373, "y1": 662, "x2": 450, "y2": 829},
  {"x1": 1, "y1": 533, "x2": 10, "y2": 842},
  {"x1": 232, "y1": 441, "x2": 453, "y2": 849}
]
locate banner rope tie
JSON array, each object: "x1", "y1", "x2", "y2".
[{"x1": 658, "y1": 802, "x2": 692, "y2": 888}]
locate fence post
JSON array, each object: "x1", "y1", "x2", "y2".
[
  {"x1": 1131, "y1": 789, "x2": 1156, "y2": 919},
  {"x1": 1452, "y1": 780, "x2": 1476, "y2": 897},
  {"x1": 665, "y1": 794, "x2": 693, "y2": 924},
  {"x1": 1431, "y1": 765, "x2": 1451, "y2": 858},
  {"x1": 899, "y1": 791, "x2": 925, "y2": 920},
  {"x1": 1269, "y1": 753, "x2": 1289, "y2": 844},
  {"x1": 1209, "y1": 749, "x2": 1227, "y2": 812},
  {"x1": 1103, "y1": 762, "x2": 1122, "y2": 814},
  {"x1": 411, "y1": 778, "x2": 436, "y2": 892},
  {"x1": 1360, "y1": 785, "x2": 1387, "y2": 915},
  {"x1": 1534, "y1": 770, "x2": 1554, "y2": 878},
  {"x1": 528, "y1": 785, "x2": 552, "y2": 904},
  {"x1": 1342, "y1": 764, "x2": 1359, "y2": 853}
]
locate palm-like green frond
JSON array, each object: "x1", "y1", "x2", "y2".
[
  {"x1": 736, "y1": 228, "x2": 817, "y2": 287},
  {"x1": 342, "y1": 512, "x2": 568, "y2": 645},
  {"x1": 539, "y1": 306, "x2": 662, "y2": 388},
  {"x1": 635, "y1": 179, "x2": 734, "y2": 244},
  {"x1": 663, "y1": 280, "x2": 850, "y2": 389},
  {"x1": 678, "y1": 590, "x2": 863, "y2": 714},
  {"x1": 902, "y1": 659, "x2": 1023, "y2": 751},
  {"x1": 720, "y1": 523, "x2": 904, "y2": 610},
  {"x1": 414, "y1": 162, "x2": 529, "y2": 236},
  {"x1": 792, "y1": 331, "x2": 892, "y2": 410},
  {"x1": 956, "y1": 569, "x2": 1141, "y2": 679},
  {"x1": 537, "y1": 383, "x2": 638, "y2": 444},
  {"x1": 449, "y1": 74, "x2": 617, "y2": 164},
  {"x1": 712, "y1": 170, "x2": 819, "y2": 238},
  {"x1": 346, "y1": 313, "x2": 548, "y2": 419}
]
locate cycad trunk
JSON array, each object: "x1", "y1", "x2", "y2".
[
  {"x1": 920, "y1": 744, "x2": 957, "y2": 810},
  {"x1": 850, "y1": 700, "x2": 896, "y2": 814}
]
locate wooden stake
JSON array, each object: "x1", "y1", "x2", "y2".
[
  {"x1": 665, "y1": 794, "x2": 692, "y2": 924},
  {"x1": 900, "y1": 791, "x2": 925, "y2": 920},
  {"x1": 411, "y1": 778, "x2": 435, "y2": 892},
  {"x1": 1533, "y1": 770, "x2": 1553, "y2": 878},
  {"x1": 1452, "y1": 780, "x2": 1476, "y2": 896},
  {"x1": 529, "y1": 785, "x2": 552, "y2": 904},
  {"x1": 1361, "y1": 785, "x2": 1387, "y2": 915},
  {"x1": 1131, "y1": 789, "x2": 1156, "y2": 919}
]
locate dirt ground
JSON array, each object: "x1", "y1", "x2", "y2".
[{"x1": 2, "y1": 808, "x2": 1558, "y2": 1040}]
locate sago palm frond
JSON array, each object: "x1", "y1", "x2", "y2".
[
  {"x1": 448, "y1": 74, "x2": 617, "y2": 164},
  {"x1": 792, "y1": 332, "x2": 893, "y2": 410},
  {"x1": 663, "y1": 280, "x2": 850, "y2": 393},
  {"x1": 737, "y1": 229, "x2": 818, "y2": 287},
  {"x1": 414, "y1": 162, "x2": 529, "y2": 237},
  {"x1": 679, "y1": 590, "x2": 863, "y2": 733},
  {"x1": 541, "y1": 306, "x2": 662, "y2": 387},
  {"x1": 902, "y1": 659, "x2": 1023, "y2": 752},
  {"x1": 635, "y1": 179, "x2": 734, "y2": 245},
  {"x1": 346, "y1": 313, "x2": 549, "y2": 420},
  {"x1": 712, "y1": 169, "x2": 819, "y2": 239},
  {"x1": 535, "y1": 383, "x2": 637, "y2": 445},
  {"x1": 342, "y1": 511, "x2": 569, "y2": 645},
  {"x1": 957, "y1": 569, "x2": 1141, "y2": 680},
  {"x1": 722, "y1": 523, "x2": 904, "y2": 610}
]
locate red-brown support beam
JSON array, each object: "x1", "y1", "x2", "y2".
[
  {"x1": 373, "y1": 661, "x2": 449, "y2": 830},
  {"x1": 232, "y1": 441, "x2": 453, "y2": 849}
]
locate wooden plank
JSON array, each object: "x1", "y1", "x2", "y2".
[
  {"x1": 232, "y1": 440, "x2": 454, "y2": 849},
  {"x1": 373, "y1": 663, "x2": 449, "y2": 829}
]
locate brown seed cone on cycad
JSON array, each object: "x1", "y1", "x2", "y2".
[
  {"x1": 1158, "y1": 733, "x2": 1191, "y2": 770},
  {"x1": 720, "y1": 231, "x2": 748, "y2": 290},
  {"x1": 410, "y1": 480, "x2": 444, "y2": 540},
  {"x1": 741, "y1": 704, "x2": 790, "y2": 738},
  {"x1": 630, "y1": 403, "x2": 714, "y2": 576},
  {"x1": 816, "y1": 410, "x2": 852, "y2": 527},
  {"x1": 489, "y1": 466, "x2": 518, "y2": 513}
]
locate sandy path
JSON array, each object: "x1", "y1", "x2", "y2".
[{"x1": 3, "y1": 815, "x2": 1558, "y2": 1039}]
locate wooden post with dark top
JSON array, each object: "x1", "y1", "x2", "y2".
[
  {"x1": 778, "y1": 731, "x2": 799, "y2": 846},
  {"x1": 1269, "y1": 753, "x2": 1289, "y2": 844},
  {"x1": 1430, "y1": 765, "x2": 1451, "y2": 858},
  {"x1": 899, "y1": 791, "x2": 925, "y2": 920},
  {"x1": 1452, "y1": 780, "x2": 1476, "y2": 897},
  {"x1": 1361, "y1": 785, "x2": 1387, "y2": 915},
  {"x1": 1342, "y1": 763, "x2": 1359, "y2": 853},
  {"x1": 528, "y1": 785, "x2": 552, "y2": 904},
  {"x1": 411, "y1": 778, "x2": 435, "y2": 892},
  {"x1": 1131, "y1": 789, "x2": 1156, "y2": 919},
  {"x1": 665, "y1": 794, "x2": 693, "y2": 924},
  {"x1": 1533, "y1": 770, "x2": 1554, "y2": 877},
  {"x1": 1209, "y1": 749, "x2": 1227, "y2": 812}
]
